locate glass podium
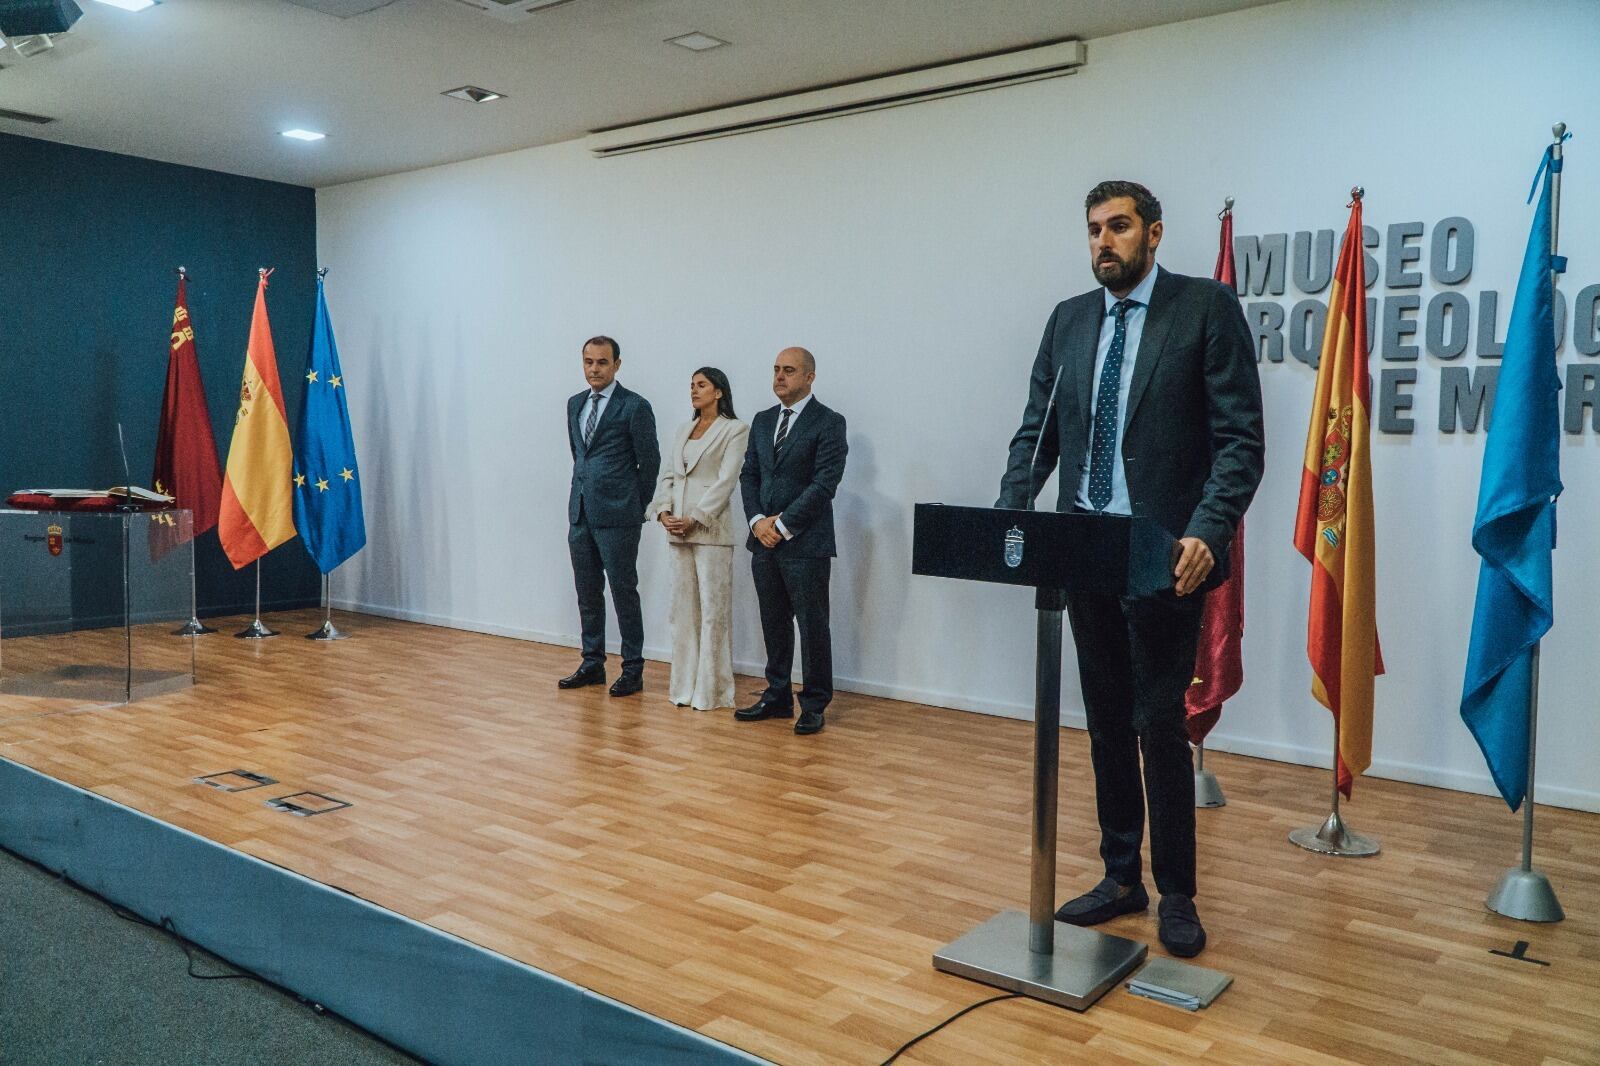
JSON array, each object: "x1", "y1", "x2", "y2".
[{"x1": 0, "y1": 509, "x2": 197, "y2": 704}]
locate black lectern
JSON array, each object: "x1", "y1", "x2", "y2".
[{"x1": 912, "y1": 503, "x2": 1175, "y2": 1010}]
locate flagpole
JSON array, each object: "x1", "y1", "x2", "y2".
[
  {"x1": 1290, "y1": 186, "x2": 1381, "y2": 858},
  {"x1": 1194, "y1": 195, "x2": 1236, "y2": 811},
  {"x1": 1487, "y1": 122, "x2": 1566, "y2": 923},
  {"x1": 171, "y1": 528, "x2": 217, "y2": 635},
  {"x1": 235, "y1": 559, "x2": 277, "y2": 638},
  {"x1": 164, "y1": 266, "x2": 219, "y2": 637},
  {"x1": 306, "y1": 570, "x2": 347, "y2": 640}
]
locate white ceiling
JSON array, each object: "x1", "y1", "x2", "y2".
[{"x1": 0, "y1": 0, "x2": 1280, "y2": 188}]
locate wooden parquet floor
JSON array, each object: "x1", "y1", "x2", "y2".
[{"x1": 0, "y1": 610, "x2": 1595, "y2": 1066}]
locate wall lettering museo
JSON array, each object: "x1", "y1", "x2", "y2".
[{"x1": 1234, "y1": 217, "x2": 1600, "y2": 434}]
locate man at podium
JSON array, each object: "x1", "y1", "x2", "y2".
[{"x1": 996, "y1": 181, "x2": 1263, "y2": 957}]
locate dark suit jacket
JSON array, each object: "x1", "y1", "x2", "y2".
[
  {"x1": 740, "y1": 398, "x2": 848, "y2": 558},
  {"x1": 997, "y1": 265, "x2": 1264, "y2": 573},
  {"x1": 568, "y1": 383, "x2": 660, "y2": 528}
]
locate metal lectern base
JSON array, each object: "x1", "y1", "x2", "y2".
[
  {"x1": 1487, "y1": 868, "x2": 1565, "y2": 923},
  {"x1": 932, "y1": 910, "x2": 1147, "y2": 1011}
]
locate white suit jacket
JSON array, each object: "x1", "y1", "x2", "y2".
[{"x1": 648, "y1": 416, "x2": 751, "y2": 547}]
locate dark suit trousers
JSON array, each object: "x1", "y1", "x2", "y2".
[
  {"x1": 751, "y1": 553, "x2": 832, "y2": 713},
  {"x1": 1065, "y1": 588, "x2": 1203, "y2": 898},
  {"x1": 568, "y1": 511, "x2": 644, "y2": 673}
]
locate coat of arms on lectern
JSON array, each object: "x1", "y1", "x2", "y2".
[
  {"x1": 1004, "y1": 525, "x2": 1024, "y2": 568},
  {"x1": 47, "y1": 523, "x2": 63, "y2": 556}
]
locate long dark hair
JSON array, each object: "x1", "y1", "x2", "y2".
[{"x1": 691, "y1": 366, "x2": 736, "y2": 420}]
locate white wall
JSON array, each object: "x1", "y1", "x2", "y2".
[{"x1": 317, "y1": 0, "x2": 1600, "y2": 811}]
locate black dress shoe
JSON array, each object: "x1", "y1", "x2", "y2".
[
  {"x1": 1054, "y1": 877, "x2": 1149, "y2": 926},
  {"x1": 557, "y1": 664, "x2": 606, "y2": 690},
  {"x1": 608, "y1": 672, "x2": 644, "y2": 697},
  {"x1": 794, "y1": 709, "x2": 825, "y2": 735},
  {"x1": 734, "y1": 700, "x2": 793, "y2": 721},
  {"x1": 1157, "y1": 895, "x2": 1206, "y2": 958}
]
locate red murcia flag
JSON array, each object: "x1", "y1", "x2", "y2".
[
  {"x1": 1185, "y1": 205, "x2": 1246, "y2": 745},
  {"x1": 152, "y1": 275, "x2": 223, "y2": 543}
]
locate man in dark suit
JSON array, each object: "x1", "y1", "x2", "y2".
[
  {"x1": 996, "y1": 181, "x2": 1264, "y2": 957},
  {"x1": 736, "y1": 347, "x2": 848, "y2": 736},
  {"x1": 561, "y1": 336, "x2": 660, "y2": 697}
]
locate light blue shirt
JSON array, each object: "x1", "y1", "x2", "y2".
[
  {"x1": 1074, "y1": 266, "x2": 1157, "y2": 515},
  {"x1": 581, "y1": 380, "x2": 617, "y2": 441}
]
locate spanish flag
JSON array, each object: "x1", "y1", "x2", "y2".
[
  {"x1": 1294, "y1": 193, "x2": 1384, "y2": 797},
  {"x1": 218, "y1": 271, "x2": 296, "y2": 569}
]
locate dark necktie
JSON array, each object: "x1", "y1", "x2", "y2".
[
  {"x1": 583, "y1": 391, "x2": 602, "y2": 445},
  {"x1": 1087, "y1": 300, "x2": 1133, "y2": 511},
  {"x1": 774, "y1": 407, "x2": 793, "y2": 455}
]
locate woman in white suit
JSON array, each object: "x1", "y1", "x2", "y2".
[{"x1": 649, "y1": 368, "x2": 751, "y2": 710}]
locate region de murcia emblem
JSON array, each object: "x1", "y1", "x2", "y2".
[
  {"x1": 47, "y1": 523, "x2": 63, "y2": 557},
  {"x1": 1003, "y1": 526, "x2": 1025, "y2": 569}
]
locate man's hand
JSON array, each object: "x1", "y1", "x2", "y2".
[
  {"x1": 1172, "y1": 537, "x2": 1214, "y2": 596},
  {"x1": 753, "y1": 516, "x2": 783, "y2": 549}
]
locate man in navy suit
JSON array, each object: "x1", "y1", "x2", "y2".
[
  {"x1": 736, "y1": 347, "x2": 848, "y2": 735},
  {"x1": 561, "y1": 336, "x2": 660, "y2": 697},
  {"x1": 997, "y1": 182, "x2": 1264, "y2": 957}
]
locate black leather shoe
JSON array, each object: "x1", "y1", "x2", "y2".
[
  {"x1": 1157, "y1": 894, "x2": 1207, "y2": 958},
  {"x1": 734, "y1": 700, "x2": 793, "y2": 721},
  {"x1": 557, "y1": 664, "x2": 606, "y2": 690},
  {"x1": 794, "y1": 709, "x2": 825, "y2": 735},
  {"x1": 608, "y1": 672, "x2": 644, "y2": 697},
  {"x1": 1054, "y1": 877, "x2": 1149, "y2": 926}
]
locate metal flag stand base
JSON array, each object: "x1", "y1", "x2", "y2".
[
  {"x1": 932, "y1": 590, "x2": 1146, "y2": 1011},
  {"x1": 234, "y1": 560, "x2": 278, "y2": 639},
  {"x1": 173, "y1": 616, "x2": 217, "y2": 636},
  {"x1": 1290, "y1": 724, "x2": 1379, "y2": 857},
  {"x1": 306, "y1": 574, "x2": 346, "y2": 640},
  {"x1": 1194, "y1": 742, "x2": 1226, "y2": 808},
  {"x1": 1485, "y1": 643, "x2": 1564, "y2": 922}
]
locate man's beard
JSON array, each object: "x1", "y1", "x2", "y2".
[{"x1": 1093, "y1": 245, "x2": 1149, "y2": 289}]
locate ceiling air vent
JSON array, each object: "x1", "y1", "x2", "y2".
[
  {"x1": 586, "y1": 40, "x2": 1086, "y2": 158},
  {"x1": 440, "y1": 0, "x2": 577, "y2": 23},
  {"x1": 0, "y1": 106, "x2": 56, "y2": 124}
]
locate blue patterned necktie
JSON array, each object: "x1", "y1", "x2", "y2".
[
  {"x1": 1087, "y1": 300, "x2": 1133, "y2": 511},
  {"x1": 583, "y1": 391, "x2": 602, "y2": 445}
]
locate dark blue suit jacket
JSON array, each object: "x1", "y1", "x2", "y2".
[
  {"x1": 568, "y1": 384, "x2": 660, "y2": 528},
  {"x1": 740, "y1": 398, "x2": 848, "y2": 558},
  {"x1": 997, "y1": 266, "x2": 1264, "y2": 571}
]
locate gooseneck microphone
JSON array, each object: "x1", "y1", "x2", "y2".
[
  {"x1": 1025, "y1": 365, "x2": 1065, "y2": 512},
  {"x1": 116, "y1": 422, "x2": 139, "y2": 512}
]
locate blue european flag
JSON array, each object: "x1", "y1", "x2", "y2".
[
  {"x1": 292, "y1": 278, "x2": 367, "y2": 574},
  {"x1": 1460, "y1": 139, "x2": 1568, "y2": 811}
]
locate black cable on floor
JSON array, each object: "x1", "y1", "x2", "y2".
[
  {"x1": 878, "y1": 992, "x2": 1022, "y2": 1065},
  {"x1": 104, "y1": 898, "x2": 267, "y2": 984}
]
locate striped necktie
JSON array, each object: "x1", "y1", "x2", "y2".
[
  {"x1": 774, "y1": 407, "x2": 794, "y2": 454},
  {"x1": 583, "y1": 391, "x2": 603, "y2": 445}
]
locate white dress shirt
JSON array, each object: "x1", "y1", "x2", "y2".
[
  {"x1": 750, "y1": 392, "x2": 814, "y2": 540},
  {"x1": 1074, "y1": 265, "x2": 1157, "y2": 515}
]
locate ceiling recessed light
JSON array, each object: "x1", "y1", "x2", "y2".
[
  {"x1": 666, "y1": 31, "x2": 728, "y2": 52},
  {"x1": 281, "y1": 128, "x2": 326, "y2": 142},
  {"x1": 442, "y1": 85, "x2": 505, "y2": 104},
  {"x1": 92, "y1": 0, "x2": 160, "y2": 11}
]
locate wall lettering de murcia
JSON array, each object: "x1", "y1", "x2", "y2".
[{"x1": 1235, "y1": 217, "x2": 1600, "y2": 434}]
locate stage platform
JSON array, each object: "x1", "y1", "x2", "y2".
[{"x1": 1, "y1": 609, "x2": 1596, "y2": 1065}]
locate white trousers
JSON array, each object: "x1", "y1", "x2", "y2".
[{"x1": 668, "y1": 542, "x2": 735, "y2": 710}]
